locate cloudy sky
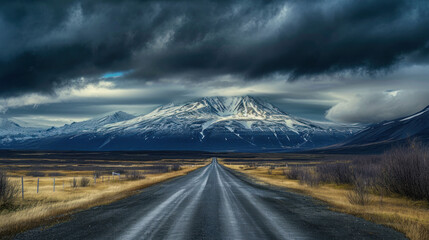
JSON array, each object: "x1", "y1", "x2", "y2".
[{"x1": 1, "y1": 0, "x2": 429, "y2": 127}]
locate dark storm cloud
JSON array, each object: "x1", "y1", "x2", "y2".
[{"x1": 1, "y1": 0, "x2": 429, "y2": 97}]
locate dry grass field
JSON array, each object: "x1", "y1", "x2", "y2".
[
  {"x1": 221, "y1": 160, "x2": 429, "y2": 240},
  {"x1": 0, "y1": 151, "x2": 209, "y2": 237}
]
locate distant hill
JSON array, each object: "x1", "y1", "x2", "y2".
[{"x1": 316, "y1": 106, "x2": 429, "y2": 153}]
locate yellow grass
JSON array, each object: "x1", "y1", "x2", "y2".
[
  {"x1": 0, "y1": 164, "x2": 207, "y2": 237},
  {"x1": 223, "y1": 163, "x2": 429, "y2": 240}
]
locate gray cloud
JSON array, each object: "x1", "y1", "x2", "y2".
[
  {"x1": 1, "y1": 0, "x2": 429, "y2": 98},
  {"x1": 326, "y1": 90, "x2": 429, "y2": 123}
]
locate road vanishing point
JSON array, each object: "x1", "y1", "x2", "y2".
[{"x1": 16, "y1": 158, "x2": 405, "y2": 240}]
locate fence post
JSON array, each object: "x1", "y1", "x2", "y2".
[
  {"x1": 21, "y1": 176, "x2": 24, "y2": 200},
  {"x1": 53, "y1": 178, "x2": 55, "y2": 192},
  {"x1": 94, "y1": 176, "x2": 96, "y2": 185},
  {"x1": 37, "y1": 178, "x2": 39, "y2": 193}
]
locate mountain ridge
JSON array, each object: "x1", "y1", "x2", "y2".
[
  {"x1": 331, "y1": 104, "x2": 429, "y2": 152},
  {"x1": 46, "y1": 111, "x2": 136, "y2": 135},
  {"x1": 0, "y1": 96, "x2": 359, "y2": 151}
]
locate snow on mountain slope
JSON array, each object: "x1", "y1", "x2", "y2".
[
  {"x1": 342, "y1": 105, "x2": 429, "y2": 146},
  {"x1": 46, "y1": 111, "x2": 135, "y2": 135},
  {"x1": 0, "y1": 118, "x2": 45, "y2": 144},
  {"x1": 78, "y1": 96, "x2": 357, "y2": 151},
  {"x1": 1, "y1": 97, "x2": 360, "y2": 151},
  {"x1": 0, "y1": 118, "x2": 47, "y2": 135},
  {"x1": 0, "y1": 111, "x2": 135, "y2": 146},
  {"x1": 0, "y1": 118, "x2": 23, "y2": 134},
  {"x1": 103, "y1": 96, "x2": 320, "y2": 134}
]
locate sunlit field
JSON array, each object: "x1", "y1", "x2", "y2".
[{"x1": 0, "y1": 151, "x2": 209, "y2": 236}]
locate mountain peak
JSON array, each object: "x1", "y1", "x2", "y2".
[
  {"x1": 47, "y1": 111, "x2": 136, "y2": 135},
  {"x1": 92, "y1": 111, "x2": 135, "y2": 125},
  {"x1": 199, "y1": 95, "x2": 284, "y2": 117},
  {"x1": 145, "y1": 95, "x2": 283, "y2": 119},
  {"x1": 108, "y1": 111, "x2": 135, "y2": 119},
  {"x1": 202, "y1": 95, "x2": 254, "y2": 101},
  {"x1": 202, "y1": 95, "x2": 259, "y2": 104},
  {"x1": 0, "y1": 118, "x2": 21, "y2": 129}
]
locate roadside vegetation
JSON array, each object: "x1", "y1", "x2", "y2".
[
  {"x1": 0, "y1": 172, "x2": 19, "y2": 209},
  {"x1": 0, "y1": 161, "x2": 208, "y2": 237},
  {"x1": 222, "y1": 142, "x2": 429, "y2": 240}
]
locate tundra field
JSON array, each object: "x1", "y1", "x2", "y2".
[
  {"x1": 0, "y1": 151, "x2": 209, "y2": 237},
  {"x1": 0, "y1": 148, "x2": 428, "y2": 239}
]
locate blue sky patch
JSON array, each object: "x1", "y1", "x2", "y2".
[{"x1": 101, "y1": 70, "x2": 132, "y2": 79}]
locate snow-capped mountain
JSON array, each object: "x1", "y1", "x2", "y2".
[
  {"x1": 45, "y1": 111, "x2": 135, "y2": 136},
  {"x1": 103, "y1": 96, "x2": 322, "y2": 135},
  {"x1": 3, "y1": 96, "x2": 358, "y2": 151},
  {"x1": 0, "y1": 118, "x2": 45, "y2": 144},
  {"x1": 0, "y1": 111, "x2": 135, "y2": 145},
  {"x1": 341, "y1": 105, "x2": 429, "y2": 147},
  {"x1": 0, "y1": 118, "x2": 23, "y2": 134}
]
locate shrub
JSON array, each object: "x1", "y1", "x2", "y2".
[
  {"x1": 0, "y1": 171, "x2": 19, "y2": 208},
  {"x1": 284, "y1": 165, "x2": 302, "y2": 180},
  {"x1": 47, "y1": 172, "x2": 65, "y2": 177},
  {"x1": 298, "y1": 169, "x2": 320, "y2": 187},
  {"x1": 282, "y1": 140, "x2": 429, "y2": 203},
  {"x1": 352, "y1": 159, "x2": 381, "y2": 190},
  {"x1": 246, "y1": 163, "x2": 257, "y2": 169},
  {"x1": 284, "y1": 166, "x2": 320, "y2": 186},
  {"x1": 282, "y1": 168, "x2": 287, "y2": 177},
  {"x1": 125, "y1": 170, "x2": 146, "y2": 180},
  {"x1": 379, "y1": 142, "x2": 429, "y2": 201},
  {"x1": 347, "y1": 177, "x2": 371, "y2": 205},
  {"x1": 316, "y1": 162, "x2": 354, "y2": 184},
  {"x1": 150, "y1": 165, "x2": 170, "y2": 173},
  {"x1": 80, "y1": 177, "x2": 90, "y2": 187},
  {"x1": 171, "y1": 164, "x2": 182, "y2": 171},
  {"x1": 26, "y1": 171, "x2": 45, "y2": 177},
  {"x1": 70, "y1": 178, "x2": 78, "y2": 188}
]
